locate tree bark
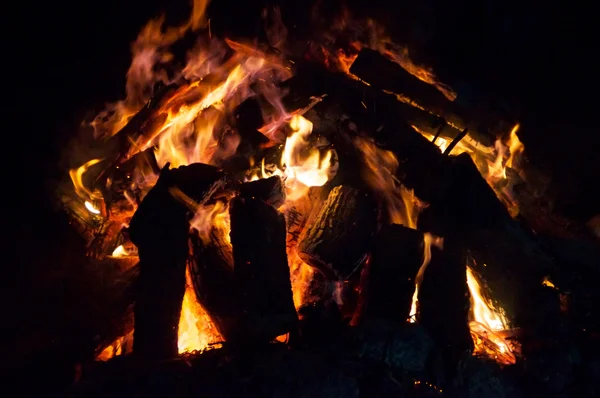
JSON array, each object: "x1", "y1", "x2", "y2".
[{"x1": 297, "y1": 185, "x2": 380, "y2": 280}]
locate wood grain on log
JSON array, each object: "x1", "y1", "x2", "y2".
[{"x1": 297, "y1": 185, "x2": 380, "y2": 280}]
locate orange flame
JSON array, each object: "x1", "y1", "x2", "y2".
[
  {"x1": 408, "y1": 233, "x2": 444, "y2": 322},
  {"x1": 466, "y1": 266, "x2": 516, "y2": 364},
  {"x1": 415, "y1": 124, "x2": 523, "y2": 217},
  {"x1": 355, "y1": 137, "x2": 424, "y2": 228},
  {"x1": 178, "y1": 268, "x2": 223, "y2": 353}
]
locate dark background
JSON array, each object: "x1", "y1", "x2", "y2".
[{"x1": 6, "y1": 0, "x2": 599, "y2": 389}]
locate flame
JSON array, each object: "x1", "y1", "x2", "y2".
[
  {"x1": 506, "y1": 124, "x2": 524, "y2": 169},
  {"x1": 84, "y1": 201, "x2": 101, "y2": 214},
  {"x1": 178, "y1": 268, "x2": 223, "y2": 353},
  {"x1": 190, "y1": 201, "x2": 231, "y2": 244},
  {"x1": 72, "y1": 2, "x2": 524, "y2": 362},
  {"x1": 319, "y1": 11, "x2": 456, "y2": 100},
  {"x1": 486, "y1": 139, "x2": 508, "y2": 182},
  {"x1": 415, "y1": 124, "x2": 523, "y2": 217},
  {"x1": 542, "y1": 275, "x2": 557, "y2": 289},
  {"x1": 409, "y1": 233, "x2": 444, "y2": 322},
  {"x1": 111, "y1": 245, "x2": 130, "y2": 257},
  {"x1": 355, "y1": 137, "x2": 424, "y2": 228},
  {"x1": 69, "y1": 158, "x2": 104, "y2": 204},
  {"x1": 251, "y1": 114, "x2": 334, "y2": 201},
  {"x1": 466, "y1": 266, "x2": 516, "y2": 364}
]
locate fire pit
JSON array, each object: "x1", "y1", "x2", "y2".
[{"x1": 46, "y1": 1, "x2": 600, "y2": 396}]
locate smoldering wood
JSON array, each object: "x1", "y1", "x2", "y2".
[
  {"x1": 354, "y1": 224, "x2": 424, "y2": 324},
  {"x1": 416, "y1": 237, "x2": 472, "y2": 385},
  {"x1": 188, "y1": 230, "x2": 237, "y2": 342},
  {"x1": 229, "y1": 196, "x2": 298, "y2": 344},
  {"x1": 297, "y1": 185, "x2": 380, "y2": 281},
  {"x1": 128, "y1": 163, "x2": 226, "y2": 359},
  {"x1": 349, "y1": 48, "x2": 511, "y2": 146},
  {"x1": 238, "y1": 175, "x2": 286, "y2": 208}
]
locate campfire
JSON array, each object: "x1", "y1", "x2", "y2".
[{"x1": 58, "y1": 0, "x2": 591, "y2": 395}]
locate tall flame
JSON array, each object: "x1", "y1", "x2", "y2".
[
  {"x1": 466, "y1": 266, "x2": 516, "y2": 364},
  {"x1": 408, "y1": 233, "x2": 444, "y2": 322},
  {"x1": 355, "y1": 137, "x2": 424, "y2": 228}
]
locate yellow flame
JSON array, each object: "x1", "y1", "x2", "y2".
[
  {"x1": 84, "y1": 201, "x2": 101, "y2": 214},
  {"x1": 466, "y1": 266, "x2": 515, "y2": 364},
  {"x1": 355, "y1": 137, "x2": 424, "y2": 228},
  {"x1": 414, "y1": 124, "x2": 523, "y2": 218},
  {"x1": 250, "y1": 114, "x2": 333, "y2": 201},
  {"x1": 542, "y1": 275, "x2": 557, "y2": 289},
  {"x1": 190, "y1": 201, "x2": 231, "y2": 244},
  {"x1": 69, "y1": 158, "x2": 103, "y2": 201},
  {"x1": 177, "y1": 268, "x2": 222, "y2": 354},
  {"x1": 409, "y1": 233, "x2": 444, "y2": 322},
  {"x1": 506, "y1": 124, "x2": 524, "y2": 169},
  {"x1": 111, "y1": 245, "x2": 129, "y2": 257}
]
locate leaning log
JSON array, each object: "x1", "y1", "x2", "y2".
[
  {"x1": 425, "y1": 153, "x2": 559, "y2": 333},
  {"x1": 349, "y1": 48, "x2": 512, "y2": 145},
  {"x1": 188, "y1": 229, "x2": 237, "y2": 342},
  {"x1": 128, "y1": 163, "x2": 226, "y2": 359},
  {"x1": 229, "y1": 196, "x2": 298, "y2": 344},
  {"x1": 353, "y1": 224, "x2": 424, "y2": 324},
  {"x1": 416, "y1": 236, "x2": 472, "y2": 386},
  {"x1": 297, "y1": 185, "x2": 380, "y2": 280}
]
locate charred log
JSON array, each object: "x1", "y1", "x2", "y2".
[
  {"x1": 427, "y1": 154, "x2": 559, "y2": 333},
  {"x1": 349, "y1": 48, "x2": 510, "y2": 146},
  {"x1": 128, "y1": 163, "x2": 226, "y2": 359},
  {"x1": 188, "y1": 230, "x2": 237, "y2": 342},
  {"x1": 354, "y1": 224, "x2": 424, "y2": 324},
  {"x1": 417, "y1": 238, "x2": 472, "y2": 385},
  {"x1": 297, "y1": 185, "x2": 380, "y2": 280},
  {"x1": 238, "y1": 175, "x2": 285, "y2": 208},
  {"x1": 229, "y1": 196, "x2": 298, "y2": 344}
]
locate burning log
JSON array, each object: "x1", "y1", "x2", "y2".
[
  {"x1": 427, "y1": 154, "x2": 559, "y2": 334},
  {"x1": 188, "y1": 230, "x2": 236, "y2": 342},
  {"x1": 348, "y1": 48, "x2": 509, "y2": 146},
  {"x1": 128, "y1": 163, "x2": 226, "y2": 359},
  {"x1": 297, "y1": 185, "x2": 380, "y2": 280},
  {"x1": 238, "y1": 175, "x2": 286, "y2": 208},
  {"x1": 354, "y1": 224, "x2": 424, "y2": 324},
  {"x1": 229, "y1": 196, "x2": 298, "y2": 344},
  {"x1": 417, "y1": 238, "x2": 472, "y2": 384}
]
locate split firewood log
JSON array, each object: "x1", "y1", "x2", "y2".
[
  {"x1": 128, "y1": 163, "x2": 226, "y2": 359},
  {"x1": 297, "y1": 185, "x2": 380, "y2": 280},
  {"x1": 353, "y1": 224, "x2": 425, "y2": 324},
  {"x1": 229, "y1": 196, "x2": 298, "y2": 344}
]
